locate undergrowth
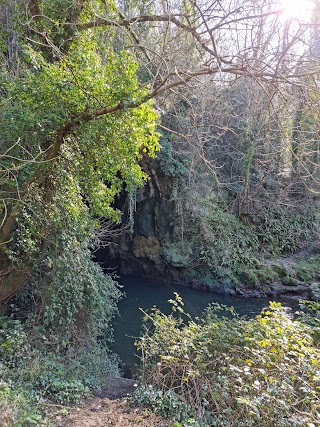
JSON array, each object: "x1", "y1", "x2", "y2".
[
  {"x1": 166, "y1": 174, "x2": 319, "y2": 288},
  {"x1": 0, "y1": 317, "x2": 119, "y2": 426},
  {"x1": 134, "y1": 295, "x2": 320, "y2": 427}
]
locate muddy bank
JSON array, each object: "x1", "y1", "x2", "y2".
[{"x1": 57, "y1": 377, "x2": 168, "y2": 427}]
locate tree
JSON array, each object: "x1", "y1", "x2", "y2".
[
  {"x1": 0, "y1": 0, "x2": 319, "y2": 310},
  {"x1": 0, "y1": 0, "x2": 160, "y2": 325}
]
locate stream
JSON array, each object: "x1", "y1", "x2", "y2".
[{"x1": 111, "y1": 275, "x2": 298, "y2": 369}]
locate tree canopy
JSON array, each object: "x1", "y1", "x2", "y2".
[
  {"x1": 0, "y1": 0, "x2": 320, "y2": 319},
  {"x1": 1, "y1": 0, "x2": 320, "y2": 423}
]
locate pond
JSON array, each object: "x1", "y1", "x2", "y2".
[{"x1": 111, "y1": 275, "x2": 298, "y2": 370}]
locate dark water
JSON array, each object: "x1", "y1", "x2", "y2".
[{"x1": 112, "y1": 275, "x2": 297, "y2": 368}]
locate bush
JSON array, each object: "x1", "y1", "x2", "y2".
[
  {"x1": 0, "y1": 318, "x2": 120, "y2": 424},
  {"x1": 136, "y1": 296, "x2": 320, "y2": 426},
  {"x1": 296, "y1": 267, "x2": 316, "y2": 282},
  {"x1": 133, "y1": 385, "x2": 193, "y2": 422}
]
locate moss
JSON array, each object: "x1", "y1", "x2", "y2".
[
  {"x1": 238, "y1": 265, "x2": 280, "y2": 287},
  {"x1": 239, "y1": 269, "x2": 260, "y2": 287},
  {"x1": 215, "y1": 266, "x2": 239, "y2": 286},
  {"x1": 271, "y1": 264, "x2": 288, "y2": 278},
  {"x1": 281, "y1": 276, "x2": 298, "y2": 286},
  {"x1": 256, "y1": 266, "x2": 279, "y2": 284},
  {"x1": 162, "y1": 244, "x2": 191, "y2": 268},
  {"x1": 296, "y1": 267, "x2": 315, "y2": 282},
  {"x1": 295, "y1": 256, "x2": 320, "y2": 280}
]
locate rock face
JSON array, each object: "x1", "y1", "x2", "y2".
[
  {"x1": 97, "y1": 157, "x2": 187, "y2": 284},
  {"x1": 96, "y1": 157, "x2": 320, "y2": 300},
  {"x1": 132, "y1": 236, "x2": 161, "y2": 263}
]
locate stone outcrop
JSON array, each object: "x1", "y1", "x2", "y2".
[
  {"x1": 96, "y1": 157, "x2": 184, "y2": 283},
  {"x1": 96, "y1": 157, "x2": 320, "y2": 301}
]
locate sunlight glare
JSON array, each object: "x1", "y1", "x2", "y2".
[{"x1": 280, "y1": 0, "x2": 314, "y2": 21}]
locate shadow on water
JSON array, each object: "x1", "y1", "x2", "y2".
[{"x1": 112, "y1": 275, "x2": 298, "y2": 376}]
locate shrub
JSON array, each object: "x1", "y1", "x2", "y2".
[
  {"x1": 136, "y1": 296, "x2": 320, "y2": 426},
  {"x1": 271, "y1": 264, "x2": 288, "y2": 278},
  {"x1": 0, "y1": 318, "x2": 120, "y2": 424},
  {"x1": 281, "y1": 275, "x2": 298, "y2": 286},
  {"x1": 133, "y1": 385, "x2": 193, "y2": 422},
  {"x1": 296, "y1": 267, "x2": 315, "y2": 282}
]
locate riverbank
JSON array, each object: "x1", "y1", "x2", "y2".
[
  {"x1": 98, "y1": 230, "x2": 320, "y2": 301},
  {"x1": 235, "y1": 245, "x2": 320, "y2": 300}
]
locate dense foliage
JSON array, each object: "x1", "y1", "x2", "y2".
[
  {"x1": 0, "y1": 0, "x2": 159, "y2": 422},
  {"x1": 155, "y1": 75, "x2": 320, "y2": 290},
  {"x1": 1, "y1": 0, "x2": 320, "y2": 423},
  {"x1": 0, "y1": 315, "x2": 119, "y2": 425},
  {"x1": 135, "y1": 296, "x2": 320, "y2": 426},
  {"x1": 161, "y1": 163, "x2": 320, "y2": 290},
  {"x1": 0, "y1": 0, "x2": 159, "y2": 329}
]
